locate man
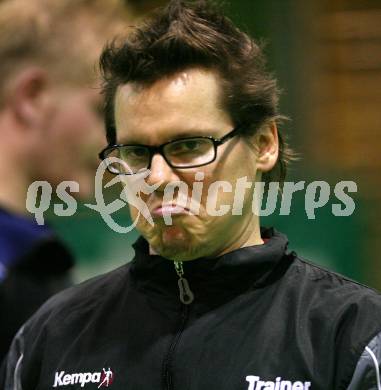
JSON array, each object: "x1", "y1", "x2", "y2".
[
  {"x1": 0, "y1": 0, "x2": 129, "y2": 361},
  {"x1": 2, "y1": 1, "x2": 381, "y2": 389}
]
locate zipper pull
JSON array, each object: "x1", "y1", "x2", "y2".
[{"x1": 174, "y1": 261, "x2": 194, "y2": 305}]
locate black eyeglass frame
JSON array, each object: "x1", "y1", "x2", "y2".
[{"x1": 98, "y1": 125, "x2": 242, "y2": 175}]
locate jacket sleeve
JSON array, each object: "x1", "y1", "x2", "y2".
[
  {"x1": 347, "y1": 332, "x2": 381, "y2": 390},
  {"x1": 0, "y1": 326, "x2": 25, "y2": 390}
]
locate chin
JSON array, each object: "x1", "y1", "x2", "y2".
[
  {"x1": 155, "y1": 246, "x2": 194, "y2": 261},
  {"x1": 148, "y1": 226, "x2": 190, "y2": 260},
  {"x1": 140, "y1": 222, "x2": 204, "y2": 261},
  {"x1": 135, "y1": 211, "x2": 216, "y2": 260}
]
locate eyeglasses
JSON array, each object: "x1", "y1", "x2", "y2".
[{"x1": 99, "y1": 125, "x2": 242, "y2": 175}]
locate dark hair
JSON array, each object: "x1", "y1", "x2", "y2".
[{"x1": 100, "y1": 0, "x2": 293, "y2": 183}]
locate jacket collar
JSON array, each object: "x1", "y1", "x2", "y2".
[{"x1": 130, "y1": 227, "x2": 292, "y2": 302}]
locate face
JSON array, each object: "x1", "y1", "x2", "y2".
[
  {"x1": 114, "y1": 68, "x2": 275, "y2": 260},
  {"x1": 38, "y1": 84, "x2": 104, "y2": 199}
]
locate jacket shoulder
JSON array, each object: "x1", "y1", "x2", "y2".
[
  {"x1": 291, "y1": 255, "x2": 381, "y2": 314},
  {"x1": 25, "y1": 262, "x2": 131, "y2": 329},
  {"x1": 291, "y1": 255, "x2": 381, "y2": 388},
  {"x1": 294, "y1": 256, "x2": 381, "y2": 300}
]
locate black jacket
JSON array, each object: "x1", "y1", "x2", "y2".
[{"x1": 2, "y1": 228, "x2": 381, "y2": 389}]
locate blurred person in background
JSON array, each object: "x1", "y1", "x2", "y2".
[
  {"x1": 0, "y1": 0, "x2": 129, "y2": 360},
  {"x1": 2, "y1": 1, "x2": 381, "y2": 389},
  {"x1": 126, "y1": 0, "x2": 169, "y2": 13}
]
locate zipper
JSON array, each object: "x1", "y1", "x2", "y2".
[
  {"x1": 162, "y1": 261, "x2": 194, "y2": 390},
  {"x1": 162, "y1": 304, "x2": 189, "y2": 390},
  {"x1": 174, "y1": 261, "x2": 194, "y2": 305}
]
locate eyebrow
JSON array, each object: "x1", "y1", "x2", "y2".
[{"x1": 118, "y1": 129, "x2": 220, "y2": 145}]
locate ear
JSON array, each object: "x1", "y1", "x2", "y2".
[
  {"x1": 8, "y1": 67, "x2": 49, "y2": 128},
  {"x1": 255, "y1": 121, "x2": 279, "y2": 173}
]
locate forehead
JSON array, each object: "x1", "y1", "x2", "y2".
[{"x1": 114, "y1": 68, "x2": 233, "y2": 144}]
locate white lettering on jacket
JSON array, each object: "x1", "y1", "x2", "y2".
[
  {"x1": 246, "y1": 376, "x2": 311, "y2": 390},
  {"x1": 53, "y1": 369, "x2": 110, "y2": 387}
]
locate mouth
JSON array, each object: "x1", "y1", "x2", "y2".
[{"x1": 151, "y1": 204, "x2": 191, "y2": 218}]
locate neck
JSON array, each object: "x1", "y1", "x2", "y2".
[
  {"x1": 0, "y1": 109, "x2": 38, "y2": 215},
  {"x1": 0, "y1": 149, "x2": 31, "y2": 216},
  {"x1": 0, "y1": 178, "x2": 30, "y2": 216},
  {"x1": 219, "y1": 215, "x2": 263, "y2": 257}
]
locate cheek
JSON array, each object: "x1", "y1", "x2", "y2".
[
  {"x1": 192, "y1": 148, "x2": 257, "y2": 220},
  {"x1": 48, "y1": 110, "x2": 84, "y2": 156},
  {"x1": 58, "y1": 109, "x2": 98, "y2": 144},
  {"x1": 52, "y1": 107, "x2": 102, "y2": 164},
  {"x1": 128, "y1": 201, "x2": 158, "y2": 241},
  {"x1": 197, "y1": 161, "x2": 252, "y2": 207}
]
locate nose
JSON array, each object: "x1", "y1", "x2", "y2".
[{"x1": 146, "y1": 153, "x2": 178, "y2": 190}]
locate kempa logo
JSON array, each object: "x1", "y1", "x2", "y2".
[
  {"x1": 246, "y1": 375, "x2": 311, "y2": 390},
  {"x1": 53, "y1": 368, "x2": 114, "y2": 388}
]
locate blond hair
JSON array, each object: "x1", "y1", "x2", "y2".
[{"x1": 0, "y1": 0, "x2": 130, "y2": 102}]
